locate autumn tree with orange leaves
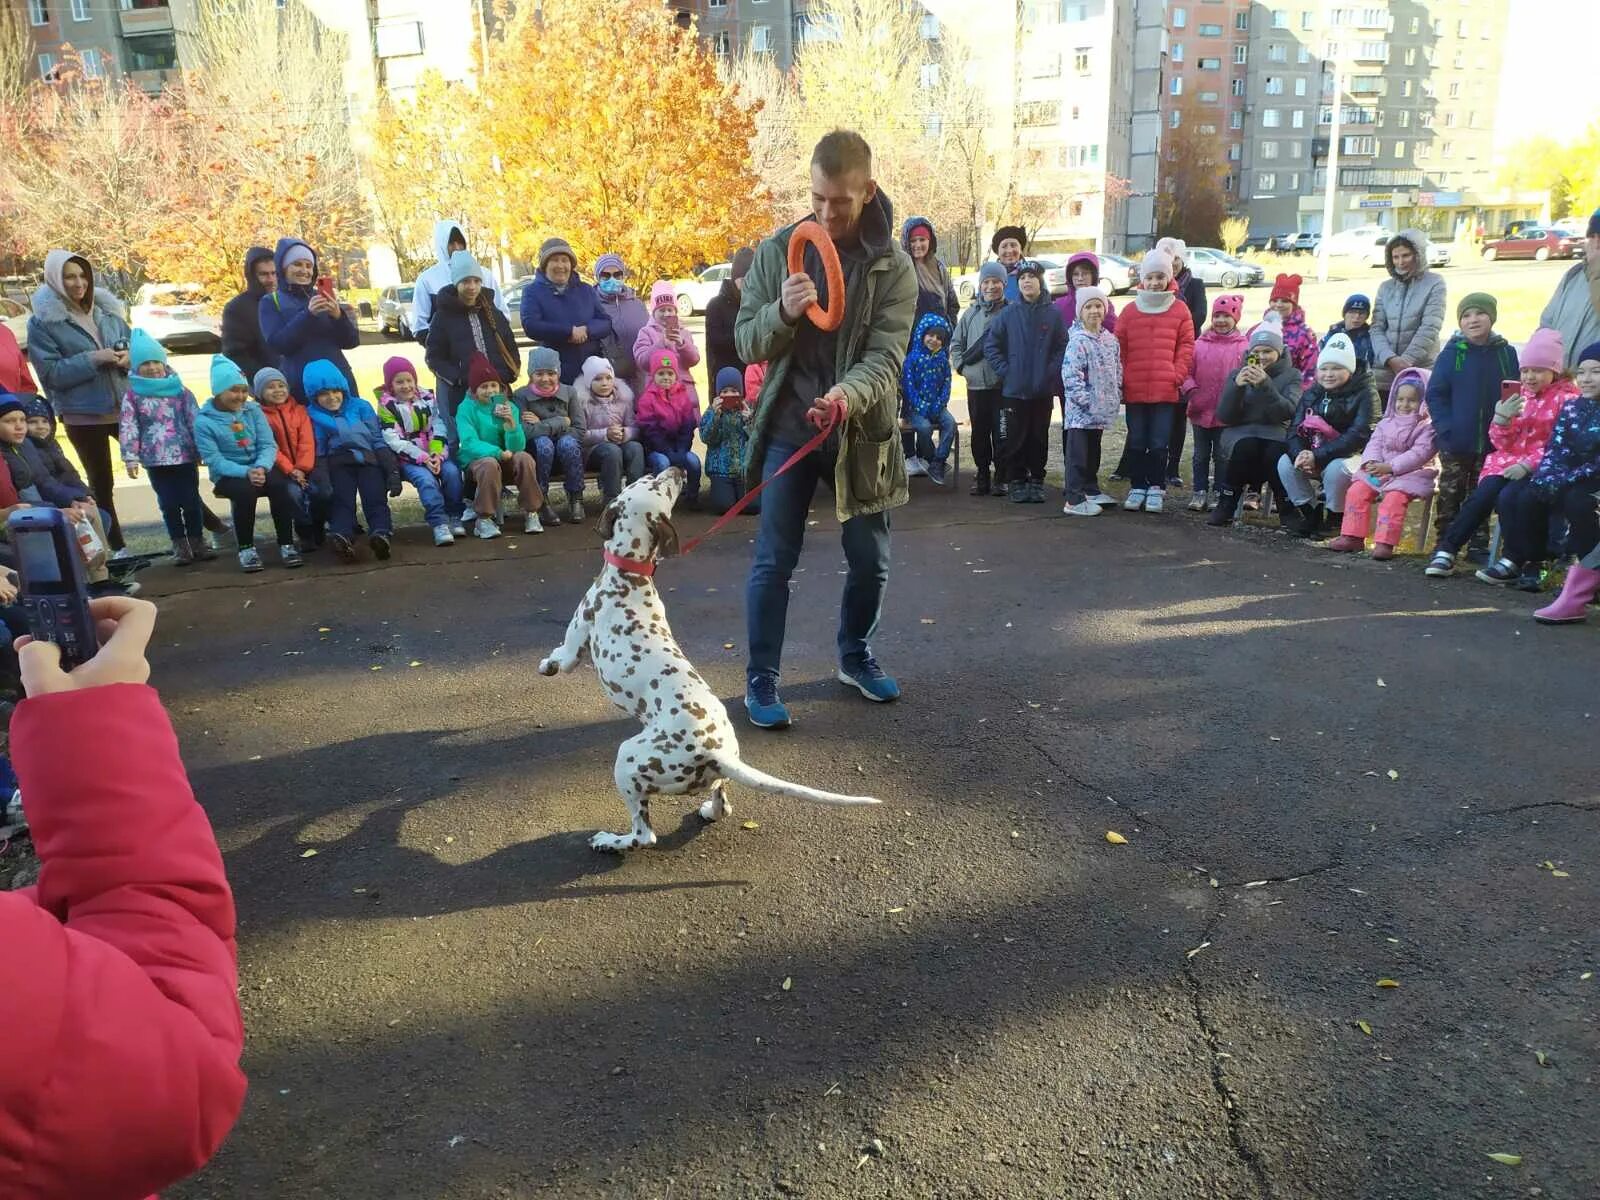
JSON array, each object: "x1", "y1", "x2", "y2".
[{"x1": 475, "y1": 0, "x2": 773, "y2": 282}]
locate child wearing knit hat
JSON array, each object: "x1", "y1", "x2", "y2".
[
  {"x1": 1421, "y1": 291, "x2": 1520, "y2": 556},
  {"x1": 1322, "y1": 294, "x2": 1375, "y2": 372},
  {"x1": 379, "y1": 354, "x2": 467, "y2": 546},
  {"x1": 253, "y1": 365, "x2": 321, "y2": 548},
  {"x1": 632, "y1": 282, "x2": 702, "y2": 383},
  {"x1": 1426, "y1": 327, "x2": 1576, "y2": 582},
  {"x1": 118, "y1": 328, "x2": 210, "y2": 564},
  {"x1": 1273, "y1": 332, "x2": 1378, "y2": 536},
  {"x1": 452, "y1": 351, "x2": 546, "y2": 538},
  {"x1": 1182, "y1": 294, "x2": 1248, "y2": 510},
  {"x1": 304, "y1": 358, "x2": 400, "y2": 564},
  {"x1": 513, "y1": 345, "x2": 587, "y2": 525},
  {"x1": 425, "y1": 250, "x2": 520, "y2": 443},
  {"x1": 1113, "y1": 249, "x2": 1195, "y2": 512},
  {"x1": 1524, "y1": 341, "x2": 1600, "y2": 622},
  {"x1": 951, "y1": 260, "x2": 1010, "y2": 494},
  {"x1": 700, "y1": 365, "x2": 760, "y2": 516},
  {"x1": 636, "y1": 348, "x2": 704, "y2": 505},
  {"x1": 1255, "y1": 274, "x2": 1319, "y2": 388},
  {"x1": 1059, "y1": 284, "x2": 1122, "y2": 515},
  {"x1": 1322, "y1": 366, "x2": 1435, "y2": 560}
]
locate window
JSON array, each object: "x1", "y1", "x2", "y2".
[
  {"x1": 1300, "y1": 10, "x2": 1313, "y2": 29},
  {"x1": 1392, "y1": 140, "x2": 1406, "y2": 158},
  {"x1": 708, "y1": 0, "x2": 726, "y2": 8},
  {"x1": 1289, "y1": 140, "x2": 1303, "y2": 158},
  {"x1": 1404, "y1": 47, "x2": 1416, "y2": 66},
  {"x1": 1230, "y1": 77, "x2": 1245, "y2": 95},
  {"x1": 1452, "y1": 50, "x2": 1463, "y2": 68},
  {"x1": 1469, "y1": 110, "x2": 1479, "y2": 128},
  {"x1": 1292, "y1": 109, "x2": 1305, "y2": 128},
  {"x1": 1294, "y1": 77, "x2": 1306, "y2": 96},
  {"x1": 1432, "y1": 18, "x2": 1443, "y2": 34},
  {"x1": 1260, "y1": 140, "x2": 1279, "y2": 159},
  {"x1": 1420, "y1": 80, "x2": 1434, "y2": 98},
  {"x1": 1070, "y1": 199, "x2": 1084, "y2": 218},
  {"x1": 1229, "y1": 143, "x2": 1241, "y2": 159},
  {"x1": 1233, "y1": 44, "x2": 1247, "y2": 63},
  {"x1": 1402, "y1": 79, "x2": 1413, "y2": 98},
  {"x1": 1341, "y1": 135, "x2": 1375, "y2": 155},
  {"x1": 1062, "y1": 1, "x2": 1089, "y2": 19},
  {"x1": 1235, "y1": 10, "x2": 1248, "y2": 29},
  {"x1": 750, "y1": 24, "x2": 770, "y2": 51},
  {"x1": 1033, "y1": 51, "x2": 1061, "y2": 77},
  {"x1": 81, "y1": 46, "x2": 102, "y2": 76},
  {"x1": 1287, "y1": 172, "x2": 1300, "y2": 190},
  {"x1": 1223, "y1": 173, "x2": 1237, "y2": 192},
  {"x1": 1444, "y1": 111, "x2": 1456, "y2": 128},
  {"x1": 70, "y1": 0, "x2": 88, "y2": 20},
  {"x1": 1298, "y1": 46, "x2": 1311, "y2": 63},
  {"x1": 1257, "y1": 172, "x2": 1277, "y2": 193},
  {"x1": 1262, "y1": 108, "x2": 1281, "y2": 127},
  {"x1": 1409, "y1": 15, "x2": 1419, "y2": 32},
  {"x1": 919, "y1": 62, "x2": 939, "y2": 88},
  {"x1": 1018, "y1": 99, "x2": 1060, "y2": 126},
  {"x1": 1170, "y1": 76, "x2": 1183, "y2": 95},
  {"x1": 1268, "y1": 42, "x2": 1286, "y2": 61},
  {"x1": 1457, "y1": 18, "x2": 1467, "y2": 35},
  {"x1": 1357, "y1": 41, "x2": 1387, "y2": 60},
  {"x1": 1264, "y1": 76, "x2": 1283, "y2": 94},
  {"x1": 36, "y1": 51, "x2": 53, "y2": 76},
  {"x1": 1199, "y1": 89, "x2": 1219, "y2": 101},
  {"x1": 1171, "y1": 41, "x2": 1183, "y2": 61},
  {"x1": 921, "y1": 11, "x2": 939, "y2": 38},
  {"x1": 1395, "y1": 110, "x2": 1410, "y2": 128},
  {"x1": 1170, "y1": 109, "x2": 1182, "y2": 128},
  {"x1": 1073, "y1": 47, "x2": 1090, "y2": 73},
  {"x1": 1172, "y1": 6, "x2": 1186, "y2": 26},
  {"x1": 1419, "y1": 112, "x2": 1433, "y2": 129},
  {"x1": 1416, "y1": 142, "x2": 1431, "y2": 159},
  {"x1": 27, "y1": 0, "x2": 45, "y2": 26},
  {"x1": 1198, "y1": 122, "x2": 1217, "y2": 134},
  {"x1": 1271, "y1": 8, "x2": 1287, "y2": 28},
  {"x1": 1447, "y1": 81, "x2": 1459, "y2": 98},
  {"x1": 710, "y1": 29, "x2": 730, "y2": 57},
  {"x1": 1229, "y1": 110, "x2": 1242, "y2": 128},
  {"x1": 1441, "y1": 140, "x2": 1453, "y2": 157},
  {"x1": 1198, "y1": 22, "x2": 1221, "y2": 36}
]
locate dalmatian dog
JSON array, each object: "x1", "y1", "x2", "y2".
[{"x1": 538, "y1": 469, "x2": 880, "y2": 851}]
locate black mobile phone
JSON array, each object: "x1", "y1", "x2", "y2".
[{"x1": 8, "y1": 508, "x2": 97, "y2": 669}]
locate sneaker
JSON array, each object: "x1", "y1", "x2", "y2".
[
  {"x1": 450, "y1": 520, "x2": 469, "y2": 538},
  {"x1": 1010, "y1": 483, "x2": 1030, "y2": 503},
  {"x1": 279, "y1": 543, "x2": 304, "y2": 569},
  {"x1": 370, "y1": 532, "x2": 392, "y2": 561},
  {"x1": 991, "y1": 482, "x2": 1009, "y2": 498},
  {"x1": 1089, "y1": 492, "x2": 1116, "y2": 507},
  {"x1": 88, "y1": 577, "x2": 140, "y2": 597},
  {"x1": 1166, "y1": 475, "x2": 1185, "y2": 490},
  {"x1": 1424, "y1": 551, "x2": 1456, "y2": 577},
  {"x1": 1186, "y1": 493, "x2": 1207, "y2": 512},
  {"x1": 1323, "y1": 535, "x2": 1365, "y2": 553},
  {"x1": 1474, "y1": 557, "x2": 1519, "y2": 584},
  {"x1": 538, "y1": 503, "x2": 563, "y2": 527},
  {"x1": 927, "y1": 460, "x2": 948, "y2": 485},
  {"x1": 1144, "y1": 488, "x2": 1165, "y2": 513},
  {"x1": 1062, "y1": 499, "x2": 1101, "y2": 517},
  {"x1": 1123, "y1": 488, "x2": 1147, "y2": 511},
  {"x1": 1515, "y1": 565, "x2": 1546, "y2": 593},
  {"x1": 1206, "y1": 491, "x2": 1221, "y2": 510},
  {"x1": 474, "y1": 517, "x2": 500, "y2": 540},
  {"x1": 461, "y1": 508, "x2": 477, "y2": 527},
  {"x1": 110, "y1": 547, "x2": 133, "y2": 564},
  {"x1": 524, "y1": 512, "x2": 544, "y2": 535},
  {"x1": 906, "y1": 456, "x2": 927, "y2": 478},
  {"x1": 328, "y1": 533, "x2": 357, "y2": 563},
  {"x1": 432, "y1": 524, "x2": 456, "y2": 546},
  {"x1": 568, "y1": 497, "x2": 586, "y2": 524},
  {"x1": 838, "y1": 656, "x2": 901, "y2": 703},
  {"x1": 238, "y1": 547, "x2": 264, "y2": 573},
  {"x1": 195, "y1": 536, "x2": 219, "y2": 561},
  {"x1": 969, "y1": 477, "x2": 991, "y2": 496},
  {"x1": 745, "y1": 677, "x2": 792, "y2": 729}
]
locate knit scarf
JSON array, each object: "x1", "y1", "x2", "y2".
[{"x1": 129, "y1": 370, "x2": 186, "y2": 398}]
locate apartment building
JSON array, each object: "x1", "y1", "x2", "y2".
[
  {"x1": 1158, "y1": 0, "x2": 1249, "y2": 206},
  {"x1": 678, "y1": 0, "x2": 805, "y2": 68},
  {"x1": 11, "y1": 0, "x2": 198, "y2": 93}
]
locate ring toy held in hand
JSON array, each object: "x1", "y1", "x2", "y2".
[{"x1": 787, "y1": 223, "x2": 845, "y2": 332}]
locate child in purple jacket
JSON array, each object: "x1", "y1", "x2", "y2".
[{"x1": 1323, "y1": 367, "x2": 1435, "y2": 559}]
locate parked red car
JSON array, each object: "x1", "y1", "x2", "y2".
[{"x1": 1482, "y1": 228, "x2": 1584, "y2": 262}]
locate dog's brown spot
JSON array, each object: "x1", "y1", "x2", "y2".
[{"x1": 683, "y1": 700, "x2": 708, "y2": 720}]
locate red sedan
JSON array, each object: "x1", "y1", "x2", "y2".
[{"x1": 1482, "y1": 228, "x2": 1584, "y2": 262}]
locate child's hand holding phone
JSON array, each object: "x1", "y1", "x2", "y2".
[{"x1": 16, "y1": 596, "x2": 156, "y2": 697}]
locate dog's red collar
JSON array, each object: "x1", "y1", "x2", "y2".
[{"x1": 603, "y1": 548, "x2": 656, "y2": 577}]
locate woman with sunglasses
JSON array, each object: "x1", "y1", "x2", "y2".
[{"x1": 593, "y1": 253, "x2": 650, "y2": 389}]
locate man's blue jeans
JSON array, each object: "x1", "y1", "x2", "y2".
[
  {"x1": 746, "y1": 440, "x2": 891, "y2": 688},
  {"x1": 400, "y1": 460, "x2": 464, "y2": 527},
  {"x1": 909, "y1": 409, "x2": 956, "y2": 463}
]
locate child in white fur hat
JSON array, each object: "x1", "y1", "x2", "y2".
[{"x1": 1113, "y1": 249, "x2": 1196, "y2": 514}]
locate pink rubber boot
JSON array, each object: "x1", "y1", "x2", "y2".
[{"x1": 1534, "y1": 564, "x2": 1600, "y2": 625}]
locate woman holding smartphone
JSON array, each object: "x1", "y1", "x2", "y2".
[
  {"x1": 25, "y1": 250, "x2": 132, "y2": 555},
  {"x1": 258, "y1": 237, "x2": 362, "y2": 405}
]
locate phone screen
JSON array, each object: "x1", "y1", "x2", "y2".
[{"x1": 15, "y1": 528, "x2": 67, "y2": 591}]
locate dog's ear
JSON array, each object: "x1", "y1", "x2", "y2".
[
  {"x1": 597, "y1": 499, "x2": 622, "y2": 541},
  {"x1": 649, "y1": 512, "x2": 681, "y2": 559}
]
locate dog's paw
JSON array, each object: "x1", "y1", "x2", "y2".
[
  {"x1": 538, "y1": 656, "x2": 565, "y2": 677},
  {"x1": 589, "y1": 830, "x2": 637, "y2": 853},
  {"x1": 697, "y1": 795, "x2": 731, "y2": 822}
]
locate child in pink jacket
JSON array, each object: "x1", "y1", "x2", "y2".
[
  {"x1": 1324, "y1": 366, "x2": 1435, "y2": 558},
  {"x1": 636, "y1": 347, "x2": 702, "y2": 504},
  {"x1": 632, "y1": 282, "x2": 702, "y2": 383},
  {"x1": 1182, "y1": 294, "x2": 1247, "y2": 509},
  {"x1": 1426, "y1": 327, "x2": 1578, "y2": 576}
]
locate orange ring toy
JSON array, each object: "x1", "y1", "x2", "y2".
[{"x1": 787, "y1": 223, "x2": 845, "y2": 332}]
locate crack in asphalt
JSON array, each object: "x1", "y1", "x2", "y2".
[
  {"x1": 1467, "y1": 799, "x2": 1600, "y2": 819},
  {"x1": 1224, "y1": 861, "x2": 1347, "y2": 888}
]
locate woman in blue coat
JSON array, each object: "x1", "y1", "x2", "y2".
[
  {"x1": 257, "y1": 238, "x2": 361, "y2": 404},
  {"x1": 519, "y1": 237, "x2": 612, "y2": 385},
  {"x1": 26, "y1": 249, "x2": 132, "y2": 550}
]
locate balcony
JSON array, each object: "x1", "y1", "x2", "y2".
[
  {"x1": 127, "y1": 67, "x2": 179, "y2": 94},
  {"x1": 118, "y1": 3, "x2": 173, "y2": 37}
]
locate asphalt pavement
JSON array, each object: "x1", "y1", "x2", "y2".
[{"x1": 153, "y1": 470, "x2": 1597, "y2": 1199}]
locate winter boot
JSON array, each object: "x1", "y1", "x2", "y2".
[
  {"x1": 1284, "y1": 503, "x2": 1320, "y2": 538},
  {"x1": 1534, "y1": 564, "x2": 1600, "y2": 624},
  {"x1": 1207, "y1": 490, "x2": 1240, "y2": 527}
]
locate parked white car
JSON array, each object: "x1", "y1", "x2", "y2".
[
  {"x1": 669, "y1": 263, "x2": 731, "y2": 316},
  {"x1": 378, "y1": 285, "x2": 415, "y2": 338},
  {"x1": 131, "y1": 283, "x2": 220, "y2": 351},
  {"x1": 1184, "y1": 247, "x2": 1266, "y2": 288},
  {"x1": 1322, "y1": 225, "x2": 1452, "y2": 269}
]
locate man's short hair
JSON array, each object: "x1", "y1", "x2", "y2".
[{"x1": 811, "y1": 130, "x2": 873, "y2": 180}]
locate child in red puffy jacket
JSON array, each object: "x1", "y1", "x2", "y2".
[
  {"x1": 1115, "y1": 248, "x2": 1196, "y2": 514},
  {"x1": 0, "y1": 596, "x2": 246, "y2": 1199}
]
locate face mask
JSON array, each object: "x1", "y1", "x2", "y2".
[{"x1": 597, "y1": 278, "x2": 624, "y2": 297}]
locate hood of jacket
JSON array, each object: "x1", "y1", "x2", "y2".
[
  {"x1": 900, "y1": 215, "x2": 939, "y2": 257},
  {"x1": 433, "y1": 219, "x2": 467, "y2": 267},
  {"x1": 1384, "y1": 365, "x2": 1432, "y2": 419},
  {"x1": 300, "y1": 358, "x2": 349, "y2": 401},
  {"x1": 37, "y1": 249, "x2": 124, "y2": 321},
  {"x1": 273, "y1": 237, "x2": 318, "y2": 297},
  {"x1": 1385, "y1": 229, "x2": 1432, "y2": 280},
  {"x1": 1065, "y1": 251, "x2": 1101, "y2": 287},
  {"x1": 242, "y1": 246, "x2": 274, "y2": 296},
  {"x1": 907, "y1": 311, "x2": 952, "y2": 355},
  {"x1": 306, "y1": 391, "x2": 376, "y2": 433},
  {"x1": 840, "y1": 187, "x2": 896, "y2": 261}
]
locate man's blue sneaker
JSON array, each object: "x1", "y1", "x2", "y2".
[
  {"x1": 837, "y1": 657, "x2": 901, "y2": 703},
  {"x1": 745, "y1": 677, "x2": 792, "y2": 728}
]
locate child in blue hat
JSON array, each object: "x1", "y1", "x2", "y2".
[{"x1": 1322, "y1": 294, "x2": 1375, "y2": 371}]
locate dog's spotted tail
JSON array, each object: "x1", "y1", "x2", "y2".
[{"x1": 718, "y1": 759, "x2": 880, "y2": 807}]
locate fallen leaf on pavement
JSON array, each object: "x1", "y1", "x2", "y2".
[
  {"x1": 409, "y1": 661, "x2": 422, "y2": 668},
  {"x1": 723, "y1": 642, "x2": 735, "y2": 649},
  {"x1": 781, "y1": 976, "x2": 792, "y2": 991},
  {"x1": 1484, "y1": 1152, "x2": 1522, "y2": 1166},
  {"x1": 1387, "y1": 769, "x2": 1399, "y2": 780},
  {"x1": 1552, "y1": 869, "x2": 1570, "y2": 878},
  {"x1": 1187, "y1": 941, "x2": 1211, "y2": 959},
  {"x1": 741, "y1": 820, "x2": 759, "y2": 830},
  {"x1": 1376, "y1": 978, "x2": 1399, "y2": 988},
  {"x1": 1355, "y1": 1020, "x2": 1372, "y2": 1036},
  {"x1": 299, "y1": 848, "x2": 318, "y2": 858},
  {"x1": 1534, "y1": 1050, "x2": 1549, "y2": 1067},
  {"x1": 317, "y1": 626, "x2": 331, "y2": 633},
  {"x1": 1376, "y1": 678, "x2": 1386, "y2": 687},
  {"x1": 886, "y1": 906, "x2": 904, "y2": 914},
  {"x1": 919, "y1": 618, "x2": 936, "y2": 624},
  {"x1": 1105, "y1": 830, "x2": 1128, "y2": 845},
  {"x1": 1583, "y1": 971, "x2": 1594, "y2": 980}
]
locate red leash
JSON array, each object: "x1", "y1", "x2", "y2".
[{"x1": 678, "y1": 403, "x2": 843, "y2": 556}]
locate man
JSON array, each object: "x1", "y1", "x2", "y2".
[
  {"x1": 520, "y1": 236, "x2": 613, "y2": 385},
  {"x1": 704, "y1": 246, "x2": 755, "y2": 387},
  {"x1": 992, "y1": 225, "x2": 1027, "y2": 302},
  {"x1": 1370, "y1": 228, "x2": 1446, "y2": 394},
  {"x1": 735, "y1": 130, "x2": 916, "y2": 729},
  {"x1": 1538, "y1": 206, "x2": 1600, "y2": 371},
  {"x1": 410, "y1": 219, "x2": 510, "y2": 343},
  {"x1": 219, "y1": 247, "x2": 275, "y2": 381}
]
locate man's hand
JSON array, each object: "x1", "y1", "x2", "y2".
[
  {"x1": 806, "y1": 387, "x2": 848, "y2": 431},
  {"x1": 16, "y1": 595, "x2": 156, "y2": 697},
  {"x1": 1294, "y1": 450, "x2": 1316, "y2": 473},
  {"x1": 780, "y1": 271, "x2": 818, "y2": 324},
  {"x1": 247, "y1": 467, "x2": 267, "y2": 486},
  {"x1": 569, "y1": 325, "x2": 589, "y2": 344}
]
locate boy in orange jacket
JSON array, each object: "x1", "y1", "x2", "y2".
[{"x1": 253, "y1": 366, "x2": 322, "y2": 546}]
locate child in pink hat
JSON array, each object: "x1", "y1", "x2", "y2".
[
  {"x1": 632, "y1": 282, "x2": 702, "y2": 382},
  {"x1": 1182, "y1": 294, "x2": 1247, "y2": 509}
]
